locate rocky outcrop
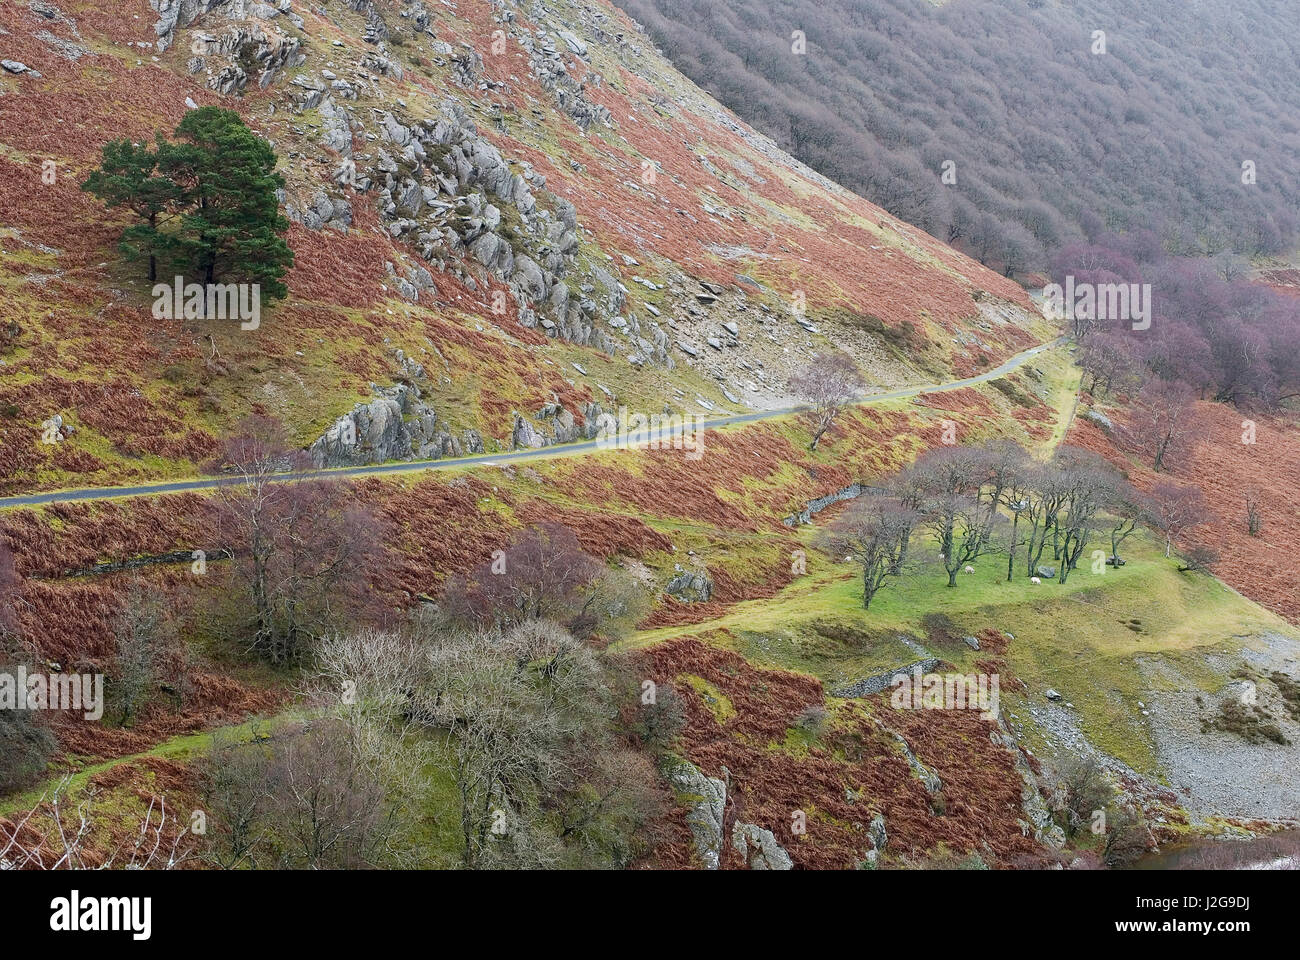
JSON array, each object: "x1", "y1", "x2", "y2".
[
  {"x1": 993, "y1": 722, "x2": 1067, "y2": 848},
  {"x1": 663, "y1": 756, "x2": 726, "y2": 870},
  {"x1": 362, "y1": 100, "x2": 658, "y2": 356},
  {"x1": 506, "y1": 399, "x2": 607, "y2": 450},
  {"x1": 292, "y1": 189, "x2": 353, "y2": 231},
  {"x1": 882, "y1": 726, "x2": 943, "y2": 795},
  {"x1": 833, "y1": 658, "x2": 944, "y2": 698},
  {"x1": 731, "y1": 823, "x2": 793, "y2": 870},
  {"x1": 1085, "y1": 409, "x2": 1114, "y2": 431},
  {"x1": 666, "y1": 568, "x2": 713, "y2": 603},
  {"x1": 513, "y1": 23, "x2": 613, "y2": 132},
  {"x1": 308, "y1": 379, "x2": 475, "y2": 467}
]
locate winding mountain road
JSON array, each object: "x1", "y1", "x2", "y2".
[{"x1": 0, "y1": 337, "x2": 1067, "y2": 510}]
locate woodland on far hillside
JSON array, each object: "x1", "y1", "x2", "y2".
[{"x1": 618, "y1": 0, "x2": 1300, "y2": 273}]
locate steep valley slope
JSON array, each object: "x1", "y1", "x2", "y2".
[{"x1": 0, "y1": 0, "x2": 1296, "y2": 869}]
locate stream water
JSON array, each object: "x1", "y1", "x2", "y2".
[{"x1": 1130, "y1": 830, "x2": 1300, "y2": 870}]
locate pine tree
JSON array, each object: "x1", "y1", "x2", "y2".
[
  {"x1": 83, "y1": 108, "x2": 294, "y2": 303},
  {"x1": 80, "y1": 136, "x2": 182, "y2": 283},
  {"x1": 162, "y1": 107, "x2": 294, "y2": 299}
]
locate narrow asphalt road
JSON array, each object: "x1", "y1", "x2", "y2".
[{"x1": 0, "y1": 337, "x2": 1066, "y2": 510}]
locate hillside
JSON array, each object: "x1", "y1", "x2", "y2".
[
  {"x1": 615, "y1": 0, "x2": 1300, "y2": 273},
  {"x1": 1, "y1": 0, "x2": 1297, "y2": 878},
  {"x1": 0, "y1": 0, "x2": 1045, "y2": 499}
]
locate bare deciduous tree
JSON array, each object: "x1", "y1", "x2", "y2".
[
  {"x1": 1120, "y1": 378, "x2": 1200, "y2": 473},
  {"x1": 1053, "y1": 451, "x2": 1119, "y2": 584},
  {"x1": 110, "y1": 580, "x2": 174, "y2": 726},
  {"x1": 1107, "y1": 486, "x2": 1150, "y2": 567},
  {"x1": 1245, "y1": 491, "x2": 1264, "y2": 537},
  {"x1": 908, "y1": 445, "x2": 1004, "y2": 586},
  {"x1": 1052, "y1": 755, "x2": 1112, "y2": 841},
  {"x1": 1148, "y1": 481, "x2": 1212, "y2": 558},
  {"x1": 788, "y1": 353, "x2": 867, "y2": 450},
  {"x1": 1, "y1": 778, "x2": 192, "y2": 870},
  {"x1": 214, "y1": 416, "x2": 383, "y2": 666},
  {"x1": 197, "y1": 715, "x2": 414, "y2": 870},
  {"x1": 0, "y1": 541, "x2": 20, "y2": 640},
  {"x1": 1078, "y1": 333, "x2": 1137, "y2": 398},
  {"x1": 820, "y1": 497, "x2": 917, "y2": 608},
  {"x1": 441, "y1": 523, "x2": 644, "y2": 640}
]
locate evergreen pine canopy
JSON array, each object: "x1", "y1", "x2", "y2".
[{"x1": 82, "y1": 107, "x2": 294, "y2": 303}]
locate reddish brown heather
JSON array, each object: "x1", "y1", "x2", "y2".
[
  {"x1": 1069, "y1": 401, "x2": 1300, "y2": 623},
  {"x1": 626, "y1": 635, "x2": 1045, "y2": 868}
]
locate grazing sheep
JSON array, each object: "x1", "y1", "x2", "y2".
[
  {"x1": 964, "y1": 565, "x2": 975, "y2": 574},
  {"x1": 1030, "y1": 576, "x2": 1042, "y2": 585}
]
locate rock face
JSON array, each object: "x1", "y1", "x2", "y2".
[
  {"x1": 882, "y1": 726, "x2": 943, "y2": 795},
  {"x1": 307, "y1": 379, "x2": 479, "y2": 467},
  {"x1": 857, "y1": 813, "x2": 889, "y2": 868},
  {"x1": 732, "y1": 823, "x2": 793, "y2": 870},
  {"x1": 833, "y1": 658, "x2": 944, "y2": 698},
  {"x1": 993, "y1": 723, "x2": 1067, "y2": 848},
  {"x1": 666, "y1": 569, "x2": 713, "y2": 603},
  {"x1": 663, "y1": 757, "x2": 726, "y2": 870},
  {"x1": 358, "y1": 98, "x2": 668, "y2": 361},
  {"x1": 1036, "y1": 565, "x2": 1058, "y2": 579},
  {"x1": 1085, "y1": 409, "x2": 1114, "y2": 431},
  {"x1": 152, "y1": 0, "x2": 305, "y2": 93}
]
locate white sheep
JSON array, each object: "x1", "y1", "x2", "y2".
[
  {"x1": 964, "y1": 565, "x2": 975, "y2": 574},
  {"x1": 1030, "y1": 576, "x2": 1042, "y2": 585}
]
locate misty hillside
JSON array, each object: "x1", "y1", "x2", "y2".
[{"x1": 616, "y1": 0, "x2": 1300, "y2": 273}]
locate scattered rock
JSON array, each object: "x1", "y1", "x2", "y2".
[
  {"x1": 834, "y1": 658, "x2": 944, "y2": 698},
  {"x1": 666, "y1": 569, "x2": 713, "y2": 603},
  {"x1": 732, "y1": 823, "x2": 793, "y2": 870},
  {"x1": 1085, "y1": 409, "x2": 1114, "y2": 431},
  {"x1": 663, "y1": 757, "x2": 726, "y2": 870}
]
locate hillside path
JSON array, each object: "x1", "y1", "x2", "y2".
[{"x1": 0, "y1": 338, "x2": 1066, "y2": 510}]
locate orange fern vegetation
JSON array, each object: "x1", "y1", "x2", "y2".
[
  {"x1": 624, "y1": 635, "x2": 1046, "y2": 868},
  {"x1": 0, "y1": 0, "x2": 1064, "y2": 866},
  {"x1": 1069, "y1": 400, "x2": 1300, "y2": 622}
]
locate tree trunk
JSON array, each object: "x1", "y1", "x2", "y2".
[
  {"x1": 147, "y1": 212, "x2": 158, "y2": 283},
  {"x1": 1006, "y1": 513, "x2": 1019, "y2": 581}
]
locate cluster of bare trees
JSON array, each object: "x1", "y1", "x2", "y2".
[
  {"x1": 196, "y1": 717, "x2": 407, "y2": 870},
  {"x1": 824, "y1": 441, "x2": 1214, "y2": 608},
  {"x1": 1068, "y1": 236, "x2": 1300, "y2": 414},
  {"x1": 439, "y1": 522, "x2": 647, "y2": 641},
  {"x1": 211, "y1": 416, "x2": 385, "y2": 666},
  {"x1": 621, "y1": 0, "x2": 1300, "y2": 275},
  {"x1": 193, "y1": 523, "x2": 660, "y2": 870}
]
